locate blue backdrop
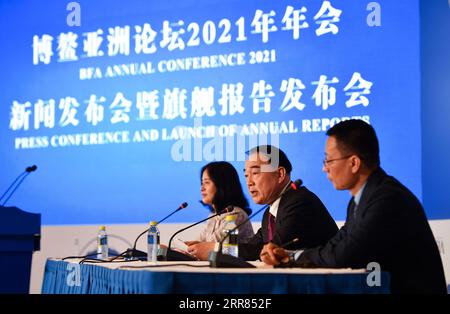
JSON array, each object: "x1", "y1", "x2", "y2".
[
  {"x1": 420, "y1": 0, "x2": 450, "y2": 220},
  {"x1": 0, "y1": 0, "x2": 425, "y2": 224}
]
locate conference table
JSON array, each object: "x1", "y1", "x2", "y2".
[{"x1": 42, "y1": 259, "x2": 390, "y2": 294}]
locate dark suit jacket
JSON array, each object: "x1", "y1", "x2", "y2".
[
  {"x1": 297, "y1": 168, "x2": 447, "y2": 294},
  {"x1": 239, "y1": 184, "x2": 338, "y2": 261}
]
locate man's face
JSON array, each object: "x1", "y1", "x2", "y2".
[
  {"x1": 323, "y1": 136, "x2": 358, "y2": 191},
  {"x1": 244, "y1": 153, "x2": 284, "y2": 204}
]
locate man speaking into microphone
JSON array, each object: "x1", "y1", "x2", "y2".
[{"x1": 189, "y1": 145, "x2": 338, "y2": 261}]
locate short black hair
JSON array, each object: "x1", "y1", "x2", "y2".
[
  {"x1": 246, "y1": 145, "x2": 292, "y2": 174},
  {"x1": 201, "y1": 161, "x2": 251, "y2": 215},
  {"x1": 326, "y1": 119, "x2": 380, "y2": 169}
]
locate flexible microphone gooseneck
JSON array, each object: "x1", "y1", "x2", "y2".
[
  {"x1": 0, "y1": 165, "x2": 38, "y2": 206},
  {"x1": 158, "y1": 202, "x2": 189, "y2": 225},
  {"x1": 167, "y1": 206, "x2": 233, "y2": 251},
  {"x1": 210, "y1": 179, "x2": 302, "y2": 268},
  {"x1": 126, "y1": 202, "x2": 188, "y2": 259}
]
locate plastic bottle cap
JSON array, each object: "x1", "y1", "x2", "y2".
[
  {"x1": 149, "y1": 221, "x2": 158, "y2": 226},
  {"x1": 99, "y1": 226, "x2": 106, "y2": 231},
  {"x1": 225, "y1": 214, "x2": 237, "y2": 222}
]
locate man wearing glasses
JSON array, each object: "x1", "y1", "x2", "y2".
[{"x1": 260, "y1": 119, "x2": 447, "y2": 294}]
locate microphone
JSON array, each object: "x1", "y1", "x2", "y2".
[
  {"x1": 158, "y1": 202, "x2": 188, "y2": 225},
  {"x1": 163, "y1": 205, "x2": 234, "y2": 261},
  {"x1": 124, "y1": 202, "x2": 188, "y2": 260},
  {"x1": 0, "y1": 165, "x2": 38, "y2": 206},
  {"x1": 209, "y1": 179, "x2": 303, "y2": 268},
  {"x1": 26, "y1": 165, "x2": 38, "y2": 173},
  {"x1": 289, "y1": 179, "x2": 302, "y2": 191}
]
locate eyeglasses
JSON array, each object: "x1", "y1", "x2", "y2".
[{"x1": 322, "y1": 155, "x2": 353, "y2": 166}]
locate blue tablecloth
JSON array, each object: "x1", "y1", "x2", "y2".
[{"x1": 42, "y1": 259, "x2": 390, "y2": 294}]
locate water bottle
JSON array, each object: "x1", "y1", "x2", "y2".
[
  {"x1": 97, "y1": 226, "x2": 108, "y2": 259},
  {"x1": 147, "y1": 221, "x2": 160, "y2": 263},
  {"x1": 222, "y1": 214, "x2": 239, "y2": 257}
]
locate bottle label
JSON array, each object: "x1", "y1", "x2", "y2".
[
  {"x1": 148, "y1": 234, "x2": 156, "y2": 245},
  {"x1": 228, "y1": 233, "x2": 238, "y2": 245},
  {"x1": 98, "y1": 236, "x2": 107, "y2": 246}
]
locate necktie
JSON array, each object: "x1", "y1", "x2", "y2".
[
  {"x1": 348, "y1": 198, "x2": 357, "y2": 219},
  {"x1": 267, "y1": 212, "x2": 276, "y2": 242}
]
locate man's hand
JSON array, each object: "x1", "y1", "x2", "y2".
[
  {"x1": 260, "y1": 242, "x2": 290, "y2": 266},
  {"x1": 187, "y1": 242, "x2": 215, "y2": 260}
]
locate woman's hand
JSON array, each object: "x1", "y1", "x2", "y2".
[{"x1": 187, "y1": 242, "x2": 215, "y2": 260}]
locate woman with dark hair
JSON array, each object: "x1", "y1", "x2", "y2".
[{"x1": 185, "y1": 162, "x2": 254, "y2": 255}]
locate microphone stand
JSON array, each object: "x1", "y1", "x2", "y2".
[
  {"x1": 0, "y1": 173, "x2": 26, "y2": 204},
  {"x1": 163, "y1": 206, "x2": 232, "y2": 261},
  {"x1": 1, "y1": 165, "x2": 38, "y2": 206},
  {"x1": 125, "y1": 202, "x2": 188, "y2": 260},
  {"x1": 209, "y1": 204, "x2": 269, "y2": 268}
]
